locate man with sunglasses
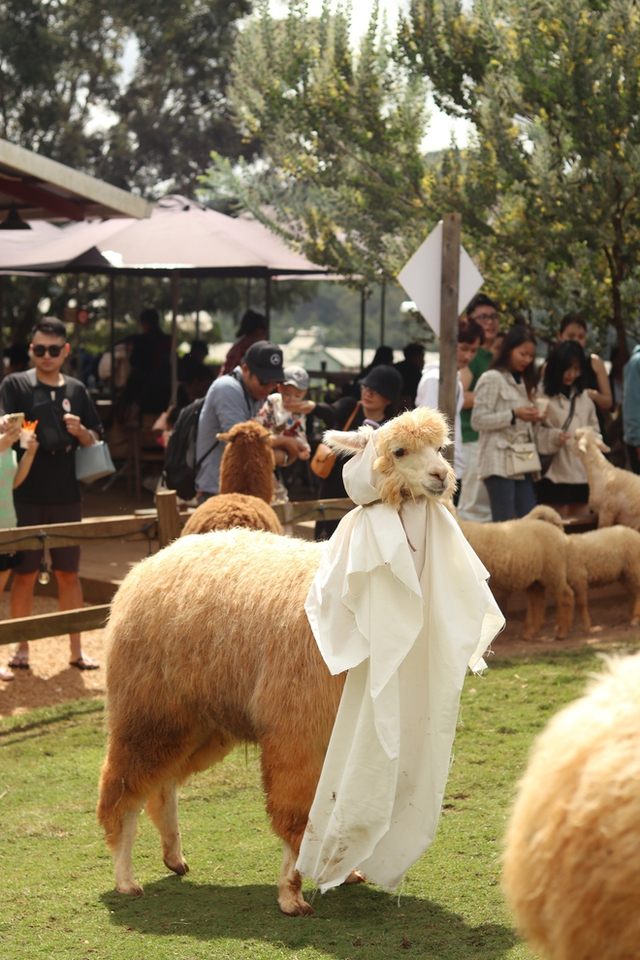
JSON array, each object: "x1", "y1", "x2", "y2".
[
  {"x1": 195, "y1": 340, "x2": 302, "y2": 503},
  {"x1": 0, "y1": 317, "x2": 103, "y2": 671}
]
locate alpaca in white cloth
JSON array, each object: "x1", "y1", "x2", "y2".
[
  {"x1": 297, "y1": 415, "x2": 504, "y2": 893},
  {"x1": 97, "y1": 407, "x2": 503, "y2": 915}
]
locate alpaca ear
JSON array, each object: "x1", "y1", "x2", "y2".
[
  {"x1": 323, "y1": 426, "x2": 372, "y2": 455},
  {"x1": 216, "y1": 431, "x2": 231, "y2": 442},
  {"x1": 577, "y1": 435, "x2": 588, "y2": 454},
  {"x1": 597, "y1": 439, "x2": 611, "y2": 453}
]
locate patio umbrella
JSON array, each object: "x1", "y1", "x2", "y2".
[{"x1": 0, "y1": 195, "x2": 329, "y2": 398}]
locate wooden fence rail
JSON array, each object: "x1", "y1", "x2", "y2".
[{"x1": 0, "y1": 491, "x2": 358, "y2": 646}]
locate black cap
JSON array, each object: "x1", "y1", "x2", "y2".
[
  {"x1": 360, "y1": 365, "x2": 403, "y2": 405},
  {"x1": 242, "y1": 340, "x2": 285, "y2": 383}
]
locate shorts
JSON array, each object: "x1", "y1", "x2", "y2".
[{"x1": 13, "y1": 501, "x2": 83, "y2": 574}]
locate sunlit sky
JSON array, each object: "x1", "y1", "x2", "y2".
[{"x1": 269, "y1": 0, "x2": 473, "y2": 152}]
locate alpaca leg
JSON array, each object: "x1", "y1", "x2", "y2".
[
  {"x1": 261, "y1": 736, "x2": 323, "y2": 915},
  {"x1": 113, "y1": 805, "x2": 144, "y2": 895},
  {"x1": 524, "y1": 583, "x2": 546, "y2": 639},
  {"x1": 571, "y1": 580, "x2": 591, "y2": 630},
  {"x1": 278, "y1": 840, "x2": 314, "y2": 916},
  {"x1": 145, "y1": 780, "x2": 188, "y2": 876},
  {"x1": 554, "y1": 585, "x2": 575, "y2": 639}
]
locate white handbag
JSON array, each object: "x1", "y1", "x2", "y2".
[
  {"x1": 75, "y1": 441, "x2": 116, "y2": 484},
  {"x1": 504, "y1": 441, "x2": 541, "y2": 477}
]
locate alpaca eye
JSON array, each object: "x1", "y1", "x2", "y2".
[{"x1": 393, "y1": 448, "x2": 405, "y2": 458}]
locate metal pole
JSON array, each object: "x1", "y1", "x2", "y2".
[
  {"x1": 265, "y1": 275, "x2": 271, "y2": 338},
  {"x1": 195, "y1": 277, "x2": 201, "y2": 339},
  {"x1": 170, "y1": 271, "x2": 180, "y2": 405},
  {"x1": 360, "y1": 288, "x2": 366, "y2": 371},
  {"x1": 379, "y1": 280, "x2": 386, "y2": 345},
  {"x1": 109, "y1": 274, "x2": 116, "y2": 401},
  {"x1": 438, "y1": 213, "x2": 461, "y2": 467},
  {"x1": 0, "y1": 276, "x2": 4, "y2": 381}
]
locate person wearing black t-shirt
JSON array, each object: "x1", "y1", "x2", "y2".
[{"x1": 0, "y1": 317, "x2": 103, "y2": 672}]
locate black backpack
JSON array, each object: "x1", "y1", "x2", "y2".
[{"x1": 163, "y1": 399, "x2": 218, "y2": 501}]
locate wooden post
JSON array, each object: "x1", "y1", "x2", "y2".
[
  {"x1": 438, "y1": 213, "x2": 461, "y2": 466},
  {"x1": 156, "y1": 490, "x2": 181, "y2": 549},
  {"x1": 379, "y1": 280, "x2": 386, "y2": 345},
  {"x1": 170, "y1": 271, "x2": 180, "y2": 405}
]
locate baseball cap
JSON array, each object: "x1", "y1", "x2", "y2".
[
  {"x1": 282, "y1": 365, "x2": 310, "y2": 391},
  {"x1": 242, "y1": 340, "x2": 285, "y2": 382}
]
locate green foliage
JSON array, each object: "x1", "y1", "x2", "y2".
[
  {"x1": 1, "y1": 645, "x2": 636, "y2": 957},
  {"x1": 400, "y1": 0, "x2": 640, "y2": 353},
  {"x1": 0, "y1": 0, "x2": 253, "y2": 196},
  {"x1": 202, "y1": 1, "x2": 437, "y2": 297}
]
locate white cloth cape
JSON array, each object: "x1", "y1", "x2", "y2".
[{"x1": 297, "y1": 436, "x2": 504, "y2": 892}]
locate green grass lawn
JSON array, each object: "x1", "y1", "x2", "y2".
[{"x1": 1, "y1": 642, "x2": 637, "y2": 960}]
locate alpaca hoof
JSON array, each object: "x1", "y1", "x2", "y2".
[
  {"x1": 164, "y1": 856, "x2": 189, "y2": 876},
  {"x1": 279, "y1": 898, "x2": 315, "y2": 917},
  {"x1": 344, "y1": 870, "x2": 366, "y2": 885},
  {"x1": 116, "y1": 879, "x2": 144, "y2": 896}
]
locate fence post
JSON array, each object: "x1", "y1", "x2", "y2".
[
  {"x1": 438, "y1": 212, "x2": 462, "y2": 468},
  {"x1": 157, "y1": 490, "x2": 181, "y2": 549}
]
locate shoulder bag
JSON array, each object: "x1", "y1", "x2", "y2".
[{"x1": 310, "y1": 402, "x2": 360, "y2": 479}]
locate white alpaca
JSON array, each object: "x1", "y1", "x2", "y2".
[{"x1": 571, "y1": 426, "x2": 640, "y2": 529}]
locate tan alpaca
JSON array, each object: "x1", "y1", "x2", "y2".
[
  {"x1": 458, "y1": 511, "x2": 574, "y2": 639},
  {"x1": 97, "y1": 407, "x2": 454, "y2": 916},
  {"x1": 572, "y1": 426, "x2": 640, "y2": 529},
  {"x1": 503, "y1": 654, "x2": 640, "y2": 960},
  {"x1": 182, "y1": 420, "x2": 283, "y2": 536},
  {"x1": 566, "y1": 526, "x2": 640, "y2": 629}
]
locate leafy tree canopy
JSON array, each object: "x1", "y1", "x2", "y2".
[
  {"x1": 400, "y1": 0, "x2": 640, "y2": 353},
  {"x1": 203, "y1": 0, "x2": 437, "y2": 289},
  {"x1": 0, "y1": 0, "x2": 253, "y2": 196}
]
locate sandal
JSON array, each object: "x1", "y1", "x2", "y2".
[
  {"x1": 8, "y1": 655, "x2": 29, "y2": 669},
  {"x1": 0, "y1": 667, "x2": 14, "y2": 682},
  {"x1": 69, "y1": 657, "x2": 99, "y2": 671}
]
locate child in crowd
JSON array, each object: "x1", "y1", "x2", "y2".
[
  {"x1": 0, "y1": 415, "x2": 39, "y2": 681},
  {"x1": 254, "y1": 365, "x2": 313, "y2": 463}
]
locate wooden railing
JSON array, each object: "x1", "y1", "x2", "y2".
[{"x1": 0, "y1": 491, "x2": 357, "y2": 646}]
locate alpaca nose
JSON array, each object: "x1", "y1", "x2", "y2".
[{"x1": 429, "y1": 464, "x2": 448, "y2": 482}]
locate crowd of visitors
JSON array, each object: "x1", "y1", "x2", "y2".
[{"x1": 0, "y1": 296, "x2": 637, "y2": 680}]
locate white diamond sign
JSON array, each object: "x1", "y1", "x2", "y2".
[{"x1": 397, "y1": 221, "x2": 484, "y2": 336}]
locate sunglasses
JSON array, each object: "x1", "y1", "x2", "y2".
[{"x1": 32, "y1": 344, "x2": 64, "y2": 357}]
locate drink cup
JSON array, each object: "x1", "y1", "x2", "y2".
[
  {"x1": 535, "y1": 397, "x2": 550, "y2": 416},
  {"x1": 19, "y1": 428, "x2": 33, "y2": 449}
]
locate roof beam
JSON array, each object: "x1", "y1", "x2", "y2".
[{"x1": 0, "y1": 178, "x2": 85, "y2": 220}]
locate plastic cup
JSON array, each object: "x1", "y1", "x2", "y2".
[
  {"x1": 535, "y1": 397, "x2": 550, "y2": 416},
  {"x1": 19, "y1": 428, "x2": 33, "y2": 449}
]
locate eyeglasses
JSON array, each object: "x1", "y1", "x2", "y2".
[
  {"x1": 256, "y1": 376, "x2": 278, "y2": 387},
  {"x1": 32, "y1": 344, "x2": 64, "y2": 358},
  {"x1": 472, "y1": 312, "x2": 498, "y2": 323}
]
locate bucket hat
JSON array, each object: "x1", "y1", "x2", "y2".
[{"x1": 360, "y1": 365, "x2": 403, "y2": 406}]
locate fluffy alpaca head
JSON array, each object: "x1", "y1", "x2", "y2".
[
  {"x1": 217, "y1": 420, "x2": 275, "y2": 502},
  {"x1": 571, "y1": 426, "x2": 611, "y2": 457},
  {"x1": 324, "y1": 406, "x2": 455, "y2": 508},
  {"x1": 503, "y1": 654, "x2": 640, "y2": 960}
]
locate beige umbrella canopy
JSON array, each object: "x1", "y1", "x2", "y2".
[{"x1": 0, "y1": 194, "x2": 327, "y2": 279}]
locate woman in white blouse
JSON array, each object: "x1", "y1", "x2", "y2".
[
  {"x1": 534, "y1": 340, "x2": 602, "y2": 517},
  {"x1": 471, "y1": 326, "x2": 542, "y2": 521}
]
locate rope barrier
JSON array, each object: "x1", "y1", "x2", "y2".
[{"x1": 0, "y1": 520, "x2": 157, "y2": 549}]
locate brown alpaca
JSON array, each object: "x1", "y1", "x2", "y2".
[
  {"x1": 182, "y1": 420, "x2": 283, "y2": 536},
  {"x1": 97, "y1": 407, "x2": 454, "y2": 915}
]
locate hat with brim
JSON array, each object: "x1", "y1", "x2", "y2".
[
  {"x1": 283, "y1": 365, "x2": 310, "y2": 391},
  {"x1": 242, "y1": 340, "x2": 285, "y2": 382},
  {"x1": 360, "y1": 365, "x2": 403, "y2": 406}
]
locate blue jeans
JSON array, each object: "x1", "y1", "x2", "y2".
[{"x1": 483, "y1": 474, "x2": 536, "y2": 522}]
